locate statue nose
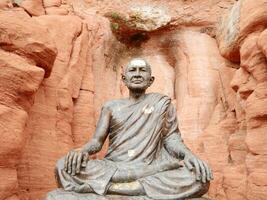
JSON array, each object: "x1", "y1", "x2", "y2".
[
  {"x1": 133, "y1": 70, "x2": 142, "y2": 76},
  {"x1": 135, "y1": 68, "x2": 143, "y2": 75},
  {"x1": 132, "y1": 74, "x2": 142, "y2": 79},
  {"x1": 135, "y1": 70, "x2": 141, "y2": 76}
]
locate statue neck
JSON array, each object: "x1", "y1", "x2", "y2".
[{"x1": 128, "y1": 89, "x2": 146, "y2": 102}]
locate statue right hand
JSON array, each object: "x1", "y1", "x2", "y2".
[{"x1": 64, "y1": 149, "x2": 88, "y2": 176}]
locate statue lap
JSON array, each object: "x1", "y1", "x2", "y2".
[{"x1": 45, "y1": 157, "x2": 210, "y2": 200}]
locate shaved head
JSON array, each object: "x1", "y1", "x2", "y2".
[{"x1": 125, "y1": 58, "x2": 151, "y2": 74}]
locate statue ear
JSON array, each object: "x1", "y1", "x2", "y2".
[
  {"x1": 121, "y1": 74, "x2": 126, "y2": 83},
  {"x1": 149, "y1": 76, "x2": 155, "y2": 85}
]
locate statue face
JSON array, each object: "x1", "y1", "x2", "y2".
[{"x1": 123, "y1": 59, "x2": 154, "y2": 91}]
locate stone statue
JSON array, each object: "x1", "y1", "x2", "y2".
[{"x1": 46, "y1": 58, "x2": 213, "y2": 200}]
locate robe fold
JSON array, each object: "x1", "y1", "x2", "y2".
[{"x1": 56, "y1": 93, "x2": 205, "y2": 199}]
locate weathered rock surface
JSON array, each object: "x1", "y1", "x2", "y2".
[
  {"x1": 43, "y1": 0, "x2": 62, "y2": 8},
  {"x1": 171, "y1": 29, "x2": 241, "y2": 200},
  {"x1": 0, "y1": 9, "x2": 57, "y2": 77},
  {"x1": 105, "y1": 5, "x2": 171, "y2": 42},
  {"x1": 0, "y1": 8, "x2": 57, "y2": 200},
  {"x1": 45, "y1": 6, "x2": 69, "y2": 15},
  {"x1": 0, "y1": 0, "x2": 13, "y2": 9},
  {"x1": 217, "y1": 0, "x2": 267, "y2": 199},
  {"x1": 217, "y1": 0, "x2": 267, "y2": 62},
  {"x1": 17, "y1": 15, "x2": 90, "y2": 200},
  {"x1": 20, "y1": 0, "x2": 45, "y2": 16}
]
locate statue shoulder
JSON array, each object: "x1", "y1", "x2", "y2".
[
  {"x1": 148, "y1": 92, "x2": 171, "y2": 102},
  {"x1": 102, "y1": 99, "x2": 125, "y2": 111}
]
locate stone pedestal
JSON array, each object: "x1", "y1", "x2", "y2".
[{"x1": 45, "y1": 189, "x2": 211, "y2": 200}]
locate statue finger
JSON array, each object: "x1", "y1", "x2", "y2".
[
  {"x1": 192, "y1": 159, "x2": 201, "y2": 181},
  {"x1": 71, "y1": 153, "x2": 78, "y2": 176},
  {"x1": 76, "y1": 153, "x2": 83, "y2": 174},
  {"x1": 203, "y1": 160, "x2": 213, "y2": 180},
  {"x1": 203, "y1": 161, "x2": 211, "y2": 181},
  {"x1": 197, "y1": 160, "x2": 206, "y2": 183},
  {"x1": 68, "y1": 151, "x2": 74, "y2": 174},
  {"x1": 208, "y1": 165, "x2": 214, "y2": 180},
  {"x1": 184, "y1": 159, "x2": 193, "y2": 171},
  {"x1": 64, "y1": 152, "x2": 70, "y2": 172},
  {"x1": 81, "y1": 152, "x2": 88, "y2": 167}
]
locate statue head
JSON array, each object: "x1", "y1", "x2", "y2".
[{"x1": 122, "y1": 58, "x2": 155, "y2": 92}]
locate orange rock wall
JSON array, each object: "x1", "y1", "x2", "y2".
[
  {"x1": 0, "y1": 8, "x2": 57, "y2": 200},
  {"x1": 216, "y1": 1, "x2": 267, "y2": 199},
  {"x1": 0, "y1": 0, "x2": 266, "y2": 200}
]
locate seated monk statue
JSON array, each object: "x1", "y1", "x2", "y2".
[{"x1": 49, "y1": 58, "x2": 213, "y2": 200}]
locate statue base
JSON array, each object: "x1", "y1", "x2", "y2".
[{"x1": 45, "y1": 189, "x2": 211, "y2": 200}]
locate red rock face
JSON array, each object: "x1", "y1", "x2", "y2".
[
  {"x1": 0, "y1": 0, "x2": 266, "y2": 200},
  {"x1": 0, "y1": 8, "x2": 57, "y2": 200},
  {"x1": 217, "y1": 0, "x2": 267, "y2": 199}
]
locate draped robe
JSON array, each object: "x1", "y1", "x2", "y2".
[{"x1": 56, "y1": 93, "x2": 206, "y2": 199}]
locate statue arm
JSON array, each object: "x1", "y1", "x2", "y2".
[
  {"x1": 164, "y1": 133, "x2": 191, "y2": 160},
  {"x1": 163, "y1": 103, "x2": 191, "y2": 159},
  {"x1": 81, "y1": 103, "x2": 111, "y2": 155},
  {"x1": 64, "y1": 103, "x2": 111, "y2": 175},
  {"x1": 163, "y1": 103, "x2": 213, "y2": 183}
]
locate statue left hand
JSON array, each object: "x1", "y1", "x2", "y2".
[
  {"x1": 183, "y1": 153, "x2": 213, "y2": 183},
  {"x1": 64, "y1": 149, "x2": 88, "y2": 176}
]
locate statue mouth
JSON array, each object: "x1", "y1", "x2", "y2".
[
  {"x1": 131, "y1": 78, "x2": 144, "y2": 83},
  {"x1": 132, "y1": 80, "x2": 143, "y2": 83}
]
